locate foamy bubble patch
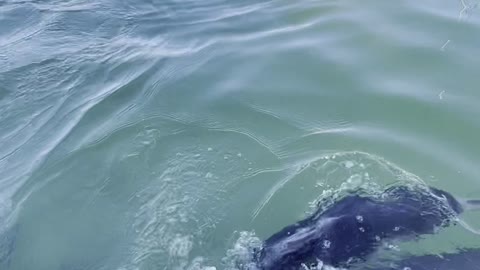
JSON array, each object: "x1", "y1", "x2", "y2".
[
  {"x1": 224, "y1": 231, "x2": 262, "y2": 270},
  {"x1": 169, "y1": 234, "x2": 194, "y2": 258}
]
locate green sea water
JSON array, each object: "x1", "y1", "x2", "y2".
[{"x1": 1, "y1": 0, "x2": 480, "y2": 269}]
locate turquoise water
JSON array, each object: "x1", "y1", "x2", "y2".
[{"x1": 1, "y1": 0, "x2": 480, "y2": 269}]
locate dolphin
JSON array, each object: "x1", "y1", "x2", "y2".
[{"x1": 253, "y1": 185, "x2": 479, "y2": 270}]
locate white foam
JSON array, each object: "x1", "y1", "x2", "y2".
[
  {"x1": 185, "y1": 257, "x2": 217, "y2": 270},
  {"x1": 224, "y1": 231, "x2": 262, "y2": 270},
  {"x1": 169, "y1": 234, "x2": 193, "y2": 258},
  {"x1": 323, "y1": 240, "x2": 331, "y2": 249}
]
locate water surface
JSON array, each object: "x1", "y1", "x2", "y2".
[{"x1": 1, "y1": 0, "x2": 480, "y2": 269}]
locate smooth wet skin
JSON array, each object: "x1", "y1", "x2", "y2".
[{"x1": 255, "y1": 186, "x2": 465, "y2": 270}]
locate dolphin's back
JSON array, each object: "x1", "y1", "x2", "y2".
[{"x1": 256, "y1": 186, "x2": 461, "y2": 269}]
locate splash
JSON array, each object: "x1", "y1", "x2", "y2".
[{"x1": 223, "y1": 231, "x2": 263, "y2": 270}]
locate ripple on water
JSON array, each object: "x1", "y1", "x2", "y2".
[
  {"x1": 0, "y1": 4, "x2": 45, "y2": 48},
  {"x1": 249, "y1": 151, "x2": 426, "y2": 224}
]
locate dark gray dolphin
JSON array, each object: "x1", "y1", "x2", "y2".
[{"x1": 254, "y1": 185, "x2": 479, "y2": 270}]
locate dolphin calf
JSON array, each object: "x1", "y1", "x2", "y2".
[{"x1": 254, "y1": 185, "x2": 479, "y2": 270}]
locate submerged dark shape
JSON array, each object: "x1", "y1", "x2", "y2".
[
  {"x1": 254, "y1": 185, "x2": 469, "y2": 270},
  {"x1": 371, "y1": 248, "x2": 480, "y2": 270}
]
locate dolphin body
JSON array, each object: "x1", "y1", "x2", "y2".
[{"x1": 254, "y1": 185, "x2": 478, "y2": 270}]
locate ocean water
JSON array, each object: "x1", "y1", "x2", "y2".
[{"x1": 1, "y1": 0, "x2": 480, "y2": 269}]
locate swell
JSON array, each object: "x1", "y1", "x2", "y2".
[{"x1": 5, "y1": 59, "x2": 158, "y2": 209}]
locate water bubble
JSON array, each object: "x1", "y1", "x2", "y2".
[
  {"x1": 393, "y1": 226, "x2": 400, "y2": 231},
  {"x1": 207, "y1": 147, "x2": 213, "y2": 151},
  {"x1": 387, "y1": 244, "x2": 400, "y2": 251},
  {"x1": 356, "y1": 215, "x2": 364, "y2": 223},
  {"x1": 344, "y1": 161, "x2": 355, "y2": 168},
  {"x1": 323, "y1": 240, "x2": 331, "y2": 249},
  {"x1": 359, "y1": 227, "x2": 365, "y2": 232}
]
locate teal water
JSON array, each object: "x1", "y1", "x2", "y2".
[{"x1": 1, "y1": 0, "x2": 480, "y2": 269}]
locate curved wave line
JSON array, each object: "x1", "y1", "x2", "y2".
[{"x1": 251, "y1": 164, "x2": 310, "y2": 220}]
